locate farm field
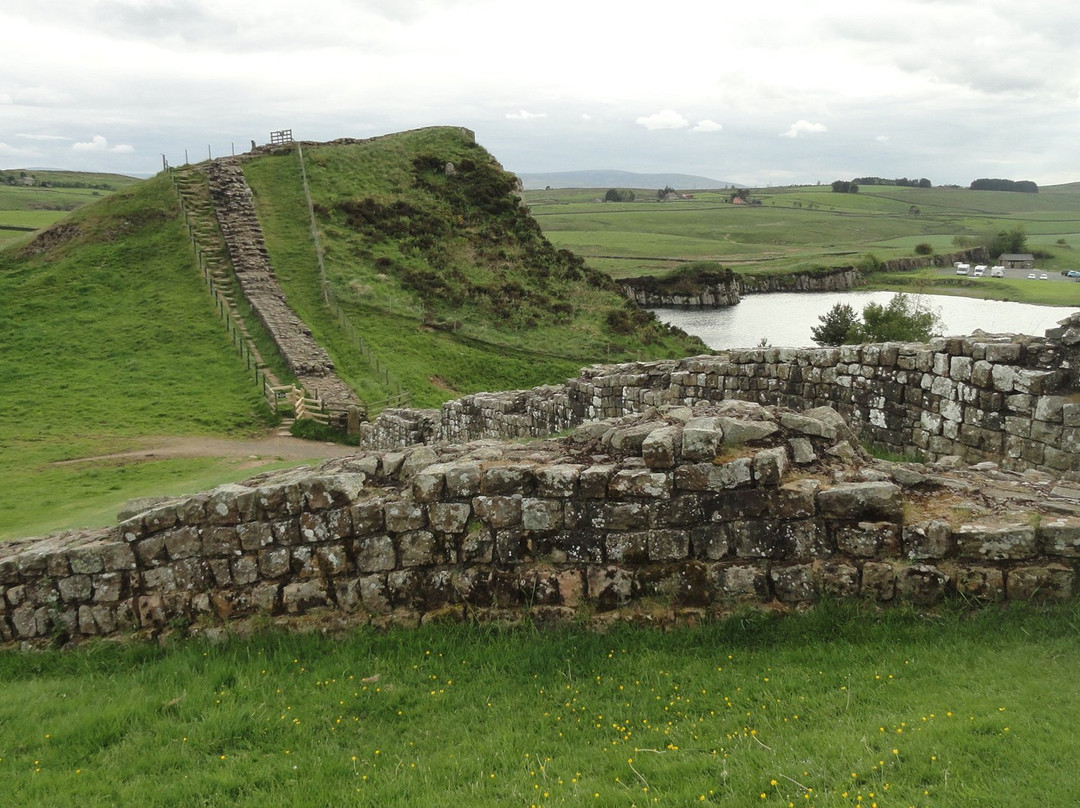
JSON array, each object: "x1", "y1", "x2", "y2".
[
  {"x1": 0, "y1": 171, "x2": 140, "y2": 246},
  {"x1": 1, "y1": 602, "x2": 1077, "y2": 807},
  {"x1": 523, "y1": 183, "x2": 1080, "y2": 307}
]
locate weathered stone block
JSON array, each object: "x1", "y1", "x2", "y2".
[
  {"x1": 257, "y1": 546, "x2": 290, "y2": 578},
  {"x1": 236, "y1": 521, "x2": 274, "y2": 552},
  {"x1": 578, "y1": 465, "x2": 615, "y2": 498},
  {"x1": 428, "y1": 502, "x2": 471, "y2": 534},
  {"x1": 819, "y1": 562, "x2": 859, "y2": 597},
  {"x1": 681, "y1": 417, "x2": 723, "y2": 460},
  {"x1": 594, "y1": 502, "x2": 651, "y2": 531},
  {"x1": 817, "y1": 482, "x2": 902, "y2": 521},
  {"x1": 902, "y1": 520, "x2": 952, "y2": 560},
  {"x1": 201, "y1": 526, "x2": 241, "y2": 558},
  {"x1": 399, "y1": 530, "x2": 439, "y2": 567},
  {"x1": 472, "y1": 495, "x2": 523, "y2": 529},
  {"x1": 752, "y1": 447, "x2": 788, "y2": 486},
  {"x1": 713, "y1": 564, "x2": 769, "y2": 602},
  {"x1": 385, "y1": 501, "x2": 426, "y2": 533},
  {"x1": 647, "y1": 529, "x2": 690, "y2": 561},
  {"x1": 862, "y1": 562, "x2": 897, "y2": 600},
  {"x1": 482, "y1": 464, "x2": 535, "y2": 495},
  {"x1": 282, "y1": 580, "x2": 329, "y2": 613},
  {"x1": 443, "y1": 461, "x2": 482, "y2": 498},
  {"x1": 1041, "y1": 516, "x2": 1080, "y2": 557},
  {"x1": 834, "y1": 521, "x2": 901, "y2": 558},
  {"x1": 771, "y1": 565, "x2": 817, "y2": 603},
  {"x1": 642, "y1": 426, "x2": 680, "y2": 469},
  {"x1": 535, "y1": 464, "x2": 581, "y2": 498},
  {"x1": 954, "y1": 522, "x2": 1036, "y2": 561},
  {"x1": 159, "y1": 527, "x2": 200, "y2": 557},
  {"x1": 350, "y1": 500, "x2": 385, "y2": 535},
  {"x1": 717, "y1": 417, "x2": 778, "y2": 445},
  {"x1": 522, "y1": 498, "x2": 564, "y2": 532},
  {"x1": 606, "y1": 531, "x2": 649, "y2": 563},
  {"x1": 608, "y1": 469, "x2": 672, "y2": 499},
  {"x1": 354, "y1": 534, "x2": 395, "y2": 572},
  {"x1": 953, "y1": 566, "x2": 1004, "y2": 600},
  {"x1": 897, "y1": 564, "x2": 948, "y2": 605},
  {"x1": 1007, "y1": 564, "x2": 1074, "y2": 601},
  {"x1": 587, "y1": 566, "x2": 636, "y2": 610}
]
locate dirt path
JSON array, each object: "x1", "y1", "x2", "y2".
[{"x1": 53, "y1": 434, "x2": 361, "y2": 466}]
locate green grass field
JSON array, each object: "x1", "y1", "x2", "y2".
[
  {"x1": 1, "y1": 602, "x2": 1077, "y2": 807},
  {"x1": 0, "y1": 175, "x2": 295, "y2": 540},
  {"x1": 524, "y1": 184, "x2": 1080, "y2": 307}
]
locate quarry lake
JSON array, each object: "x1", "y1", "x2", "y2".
[{"x1": 651, "y1": 291, "x2": 1076, "y2": 350}]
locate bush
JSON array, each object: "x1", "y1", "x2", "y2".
[{"x1": 914, "y1": 243, "x2": 933, "y2": 255}]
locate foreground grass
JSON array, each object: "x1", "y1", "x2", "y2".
[{"x1": 2, "y1": 602, "x2": 1078, "y2": 806}]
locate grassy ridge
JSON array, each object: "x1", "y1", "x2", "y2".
[
  {"x1": 244, "y1": 129, "x2": 703, "y2": 407},
  {"x1": 1, "y1": 603, "x2": 1078, "y2": 806}
]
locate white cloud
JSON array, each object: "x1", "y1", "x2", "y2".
[
  {"x1": 506, "y1": 110, "x2": 546, "y2": 120},
  {"x1": 636, "y1": 110, "x2": 689, "y2": 130},
  {"x1": 72, "y1": 135, "x2": 134, "y2": 153},
  {"x1": 692, "y1": 120, "x2": 723, "y2": 133},
  {"x1": 14, "y1": 86, "x2": 72, "y2": 105},
  {"x1": 0, "y1": 142, "x2": 40, "y2": 159},
  {"x1": 876, "y1": 135, "x2": 890, "y2": 143},
  {"x1": 781, "y1": 120, "x2": 828, "y2": 138}
]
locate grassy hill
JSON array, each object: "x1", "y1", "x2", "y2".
[
  {"x1": 524, "y1": 183, "x2": 1080, "y2": 305},
  {"x1": 0, "y1": 128, "x2": 704, "y2": 539}
]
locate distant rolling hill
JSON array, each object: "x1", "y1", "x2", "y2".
[{"x1": 515, "y1": 169, "x2": 741, "y2": 191}]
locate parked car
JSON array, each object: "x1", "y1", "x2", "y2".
[
  {"x1": 1067, "y1": 270, "x2": 1080, "y2": 278},
  {"x1": 1040, "y1": 273, "x2": 1049, "y2": 280},
  {"x1": 955, "y1": 264, "x2": 970, "y2": 275},
  {"x1": 973, "y1": 265, "x2": 986, "y2": 277},
  {"x1": 1027, "y1": 272, "x2": 1038, "y2": 279},
  {"x1": 990, "y1": 266, "x2": 1005, "y2": 277}
]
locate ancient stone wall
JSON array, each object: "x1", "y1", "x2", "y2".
[
  {"x1": 362, "y1": 314, "x2": 1080, "y2": 475},
  {"x1": 205, "y1": 159, "x2": 360, "y2": 409},
  {"x1": 5, "y1": 403, "x2": 1079, "y2": 646}
]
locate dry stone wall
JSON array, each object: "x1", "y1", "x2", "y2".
[
  {"x1": 362, "y1": 314, "x2": 1080, "y2": 475},
  {"x1": 5, "y1": 401, "x2": 1080, "y2": 647}
]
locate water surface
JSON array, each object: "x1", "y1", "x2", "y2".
[{"x1": 652, "y1": 291, "x2": 1076, "y2": 350}]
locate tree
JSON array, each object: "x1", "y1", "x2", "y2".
[
  {"x1": 848, "y1": 294, "x2": 942, "y2": 343},
  {"x1": 988, "y1": 225, "x2": 1027, "y2": 257},
  {"x1": 812, "y1": 294, "x2": 942, "y2": 345},
  {"x1": 811, "y1": 302, "x2": 860, "y2": 346},
  {"x1": 604, "y1": 188, "x2": 635, "y2": 202},
  {"x1": 657, "y1": 186, "x2": 676, "y2": 200}
]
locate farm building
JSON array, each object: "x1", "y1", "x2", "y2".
[{"x1": 999, "y1": 253, "x2": 1035, "y2": 269}]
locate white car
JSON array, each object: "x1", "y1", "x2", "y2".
[
  {"x1": 1040, "y1": 273, "x2": 1049, "y2": 280},
  {"x1": 955, "y1": 264, "x2": 970, "y2": 275},
  {"x1": 990, "y1": 266, "x2": 1005, "y2": 277},
  {"x1": 1027, "y1": 272, "x2": 1037, "y2": 279},
  {"x1": 973, "y1": 265, "x2": 986, "y2": 277}
]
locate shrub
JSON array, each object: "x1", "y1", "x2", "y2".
[{"x1": 914, "y1": 243, "x2": 933, "y2": 255}]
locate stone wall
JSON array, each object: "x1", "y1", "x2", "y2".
[
  {"x1": 5, "y1": 402, "x2": 1079, "y2": 647},
  {"x1": 361, "y1": 314, "x2": 1080, "y2": 474}
]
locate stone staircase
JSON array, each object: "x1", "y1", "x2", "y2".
[{"x1": 170, "y1": 157, "x2": 364, "y2": 424}]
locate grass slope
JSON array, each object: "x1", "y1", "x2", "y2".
[
  {"x1": 0, "y1": 175, "x2": 278, "y2": 539},
  {"x1": 244, "y1": 128, "x2": 704, "y2": 407},
  {"x1": 524, "y1": 184, "x2": 1080, "y2": 306},
  {"x1": 1, "y1": 603, "x2": 1078, "y2": 806}
]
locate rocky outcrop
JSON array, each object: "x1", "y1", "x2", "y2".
[
  {"x1": 739, "y1": 267, "x2": 860, "y2": 294},
  {"x1": 5, "y1": 401, "x2": 1079, "y2": 647}
]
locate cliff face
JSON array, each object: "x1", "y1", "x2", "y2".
[{"x1": 738, "y1": 267, "x2": 860, "y2": 294}]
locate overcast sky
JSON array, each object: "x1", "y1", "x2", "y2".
[{"x1": 2, "y1": 0, "x2": 1078, "y2": 187}]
